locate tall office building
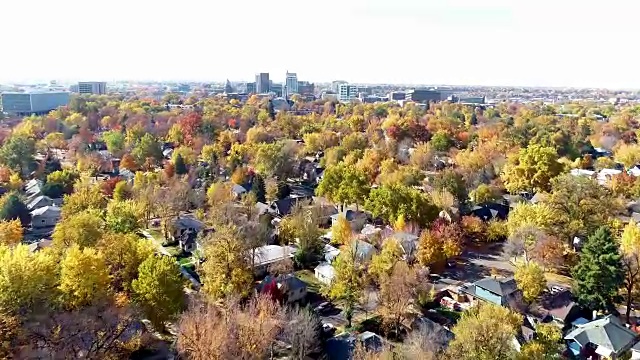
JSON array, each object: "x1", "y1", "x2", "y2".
[
  {"x1": 244, "y1": 82, "x2": 256, "y2": 94},
  {"x1": 255, "y1": 73, "x2": 270, "y2": 94},
  {"x1": 337, "y1": 84, "x2": 358, "y2": 103},
  {"x1": 1, "y1": 91, "x2": 70, "y2": 115},
  {"x1": 284, "y1": 71, "x2": 298, "y2": 97},
  {"x1": 332, "y1": 80, "x2": 348, "y2": 93},
  {"x1": 77, "y1": 81, "x2": 106, "y2": 95}
]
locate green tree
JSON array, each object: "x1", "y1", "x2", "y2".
[
  {"x1": 174, "y1": 153, "x2": 188, "y2": 175},
  {"x1": 429, "y1": 130, "x2": 452, "y2": 152},
  {"x1": 0, "y1": 135, "x2": 36, "y2": 175},
  {"x1": 432, "y1": 170, "x2": 468, "y2": 205},
  {"x1": 0, "y1": 244, "x2": 58, "y2": 314},
  {"x1": 325, "y1": 243, "x2": 365, "y2": 328},
  {"x1": 132, "y1": 255, "x2": 185, "y2": 329},
  {"x1": 501, "y1": 144, "x2": 564, "y2": 193},
  {"x1": 97, "y1": 232, "x2": 155, "y2": 293},
  {"x1": 0, "y1": 193, "x2": 30, "y2": 226},
  {"x1": 365, "y1": 184, "x2": 439, "y2": 228},
  {"x1": 131, "y1": 133, "x2": 162, "y2": 163},
  {"x1": 113, "y1": 180, "x2": 130, "y2": 201},
  {"x1": 572, "y1": 226, "x2": 624, "y2": 313},
  {"x1": 251, "y1": 173, "x2": 266, "y2": 203},
  {"x1": 316, "y1": 162, "x2": 370, "y2": 210},
  {"x1": 105, "y1": 200, "x2": 144, "y2": 234},
  {"x1": 59, "y1": 245, "x2": 110, "y2": 309},
  {"x1": 200, "y1": 225, "x2": 253, "y2": 300},
  {"x1": 514, "y1": 261, "x2": 547, "y2": 303},
  {"x1": 369, "y1": 239, "x2": 404, "y2": 283},
  {"x1": 46, "y1": 169, "x2": 79, "y2": 194},
  {"x1": 446, "y1": 304, "x2": 522, "y2": 360},
  {"x1": 52, "y1": 210, "x2": 104, "y2": 249},
  {"x1": 102, "y1": 130, "x2": 126, "y2": 154},
  {"x1": 279, "y1": 205, "x2": 324, "y2": 267}
]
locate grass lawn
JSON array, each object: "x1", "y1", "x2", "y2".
[
  {"x1": 178, "y1": 257, "x2": 193, "y2": 266},
  {"x1": 295, "y1": 269, "x2": 323, "y2": 293}
]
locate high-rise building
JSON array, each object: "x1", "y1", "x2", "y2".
[
  {"x1": 284, "y1": 71, "x2": 298, "y2": 97},
  {"x1": 332, "y1": 80, "x2": 348, "y2": 93},
  {"x1": 255, "y1": 73, "x2": 270, "y2": 94},
  {"x1": 337, "y1": 84, "x2": 358, "y2": 103},
  {"x1": 244, "y1": 82, "x2": 256, "y2": 94},
  {"x1": 269, "y1": 82, "x2": 283, "y2": 97},
  {"x1": 297, "y1": 81, "x2": 315, "y2": 95},
  {"x1": 1, "y1": 91, "x2": 70, "y2": 115},
  {"x1": 77, "y1": 81, "x2": 106, "y2": 95}
]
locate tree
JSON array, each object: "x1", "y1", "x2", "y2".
[
  {"x1": 0, "y1": 219, "x2": 23, "y2": 246},
  {"x1": 506, "y1": 203, "x2": 557, "y2": 239},
  {"x1": 417, "y1": 230, "x2": 446, "y2": 269},
  {"x1": 0, "y1": 244, "x2": 58, "y2": 314},
  {"x1": 501, "y1": 144, "x2": 563, "y2": 193},
  {"x1": 102, "y1": 130, "x2": 126, "y2": 154},
  {"x1": 97, "y1": 232, "x2": 154, "y2": 293},
  {"x1": 614, "y1": 143, "x2": 640, "y2": 169},
  {"x1": 281, "y1": 307, "x2": 324, "y2": 360},
  {"x1": 132, "y1": 255, "x2": 185, "y2": 329},
  {"x1": 46, "y1": 169, "x2": 78, "y2": 194},
  {"x1": 19, "y1": 301, "x2": 146, "y2": 359},
  {"x1": 504, "y1": 225, "x2": 547, "y2": 263},
  {"x1": 59, "y1": 245, "x2": 110, "y2": 309},
  {"x1": 369, "y1": 239, "x2": 404, "y2": 282},
  {"x1": 120, "y1": 153, "x2": 137, "y2": 171},
  {"x1": 572, "y1": 226, "x2": 624, "y2": 313},
  {"x1": 316, "y1": 162, "x2": 370, "y2": 210},
  {"x1": 253, "y1": 141, "x2": 296, "y2": 178},
  {"x1": 531, "y1": 235, "x2": 565, "y2": 271},
  {"x1": 52, "y1": 210, "x2": 104, "y2": 249},
  {"x1": 432, "y1": 170, "x2": 468, "y2": 206},
  {"x1": 0, "y1": 135, "x2": 36, "y2": 175},
  {"x1": 105, "y1": 200, "x2": 143, "y2": 234},
  {"x1": 61, "y1": 183, "x2": 107, "y2": 218},
  {"x1": 325, "y1": 242, "x2": 365, "y2": 328},
  {"x1": 378, "y1": 262, "x2": 418, "y2": 338},
  {"x1": 446, "y1": 304, "x2": 522, "y2": 360},
  {"x1": 429, "y1": 130, "x2": 452, "y2": 152},
  {"x1": 251, "y1": 173, "x2": 266, "y2": 203},
  {"x1": 516, "y1": 323, "x2": 562, "y2": 360},
  {"x1": 331, "y1": 214, "x2": 353, "y2": 245},
  {"x1": 200, "y1": 225, "x2": 253, "y2": 300},
  {"x1": 546, "y1": 174, "x2": 620, "y2": 242},
  {"x1": 365, "y1": 184, "x2": 439, "y2": 228},
  {"x1": 514, "y1": 261, "x2": 547, "y2": 303},
  {"x1": 0, "y1": 193, "x2": 30, "y2": 226},
  {"x1": 174, "y1": 153, "x2": 188, "y2": 175},
  {"x1": 113, "y1": 180, "x2": 130, "y2": 201},
  {"x1": 131, "y1": 133, "x2": 162, "y2": 163},
  {"x1": 620, "y1": 221, "x2": 640, "y2": 322},
  {"x1": 41, "y1": 182, "x2": 64, "y2": 198},
  {"x1": 279, "y1": 205, "x2": 324, "y2": 268}
]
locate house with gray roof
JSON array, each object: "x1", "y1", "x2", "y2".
[
  {"x1": 30, "y1": 206, "x2": 61, "y2": 228},
  {"x1": 459, "y1": 277, "x2": 524, "y2": 310},
  {"x1": 253, "y1": 244, "x2": 297, "y2": 276},
  {"x1": 565, "y1": 315, "x2": 639, "y2": 359}
]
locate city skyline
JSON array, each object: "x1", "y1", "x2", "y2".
[{"x1": 4, "y1": 0, "x2": 640, "y2": 89}]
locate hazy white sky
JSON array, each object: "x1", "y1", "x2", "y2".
[{"x1": 3, "y1": 0, "x2": 639, "y2": 88}]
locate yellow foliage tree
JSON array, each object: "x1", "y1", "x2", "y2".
[
  {"x1": 331, "y1": 215, "x2": 353, "y2": 245},
  {"x1": 59, "y1": 245, "x2": 110, "y2": 309},
  {"x1": 0, "y1": 219, "x2": 23, "y2": 246},
  {"x1": 514, "y1": 261, "x2": 547, "y2": 303}
]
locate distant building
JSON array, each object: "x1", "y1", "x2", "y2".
[
  {"x1": 389, "y1": 91, "x2": 406, "y2": 101},
  {"x1": 332, "y1": 80, "x2": 348, "y2": 93},
  {"x1": 77, "y1": 81, "x2": 106, "y2": 95},
  {"x1": 177, "y1": 84, "x2": 191, "y2": 93},
  {"x1": 405, "y1": 89, "x2": 444, "y2": 103},
  {"x1": 284, "y1": 71, "x2": 298, "y2": 97},
  {"x1": 1, "y1": 91, "x2": 70, "y2": 116},
  {"x1": 224, "y1": 79, "x2": 234, "y2": 94},
  {"x1": 270, "y1": 82, "x2": 283, "y2": 97},
  {"x1": 245, "y1": 82, "x2": 256, "y2": 94},
  {"x1": 298, "y1": 81, "x2": 315, "y2": 95},
  {"x1": 255, "y1": 73, "x2": 270, "y2": 94},
  {"x1": 337, "y1": 83, "x2": 358, "y2": 103}
]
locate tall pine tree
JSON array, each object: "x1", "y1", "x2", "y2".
[
  {"x1": 572, "y1": 226, "x2": 623, "y2": 313},
  {"x1": 251, "y1": 173, "x2": 266, "y2": 203},
  {"x1": 174, "y1": 153, "x2": 187, "y2": 175}
]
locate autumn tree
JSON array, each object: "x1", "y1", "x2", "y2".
[
  {"x1": 52, "y1": 210, "x2": 104, "y2": 248},
  {"x1": 59, "y1": 245, "x2": 110, "y2": 309},
  {"x1": 0, "y1": 219, "x2": 23, "y2": 246},
  {"x1": 132, "y1": 255, "x2": 185, "y2": 330},
  {"x1": 316, "y1": 162, "x2": 370, "y2": 210},
  {"x1": 0, "y1": 244, "x2": 58, "y2": 314},
  {"x1": 514, "y1": 261, "x2": 547, "y2": 303},
  {"x1": 325, "y1": 242, "x2": 365, "y2": 328},
  {"x1": 278, "y1": 204, "x2": 324, "y2": 267},
  {"x1": 378, "y1": 262, "x2": 418, "y2": 338},
  {"x1": 120, "y1": 153, "x2": 137, "y2": 170},
  {"x1": 614, "y1": 143, "x2": 640, "y2": 168},
  {"x1": 572, "y1": 226, "x2": 624, "y2": 313},
  {"x1": 0, "y1": 134, "x2": 36, "y2": 175},
  {"x1": 446, "y1": 304, "x2": 522, "y2": 360},
  {"x1": 97, "y1": 232, "x2": 154, "y2": 293},
  {"x1": 516, "y1": 323, "x2": 562, "y2": 360},
  {"x1": 331, "y1": 214, "x2": 353, "y2": 245},
  {"x1": 620, "y1": 221, "x2": 640, "y2": 322},
  {"x1": 200, "y1": 225, "x2": 253, "y2": 300},
  {"x1": 369, "y1": 239, "x2": 404, "y2": 282},
  {"x1": 531, "y1": 235, "x2": 565, "y2": 271},
  {"x1": 0, "y1": 193, "x2": 30, "y2": 226},
  {"x1": 365, "y1": 184, "x2": 439, "y2": 228},
  {"x1": 501, "y1": 144, "x2": 563, "y2": 193},
  {"x1": 61, "y1": 182, "x2": 107, "y2": 218},
  {"x1": 105, "y1": 200, "x2": 143, "y2": 234}
]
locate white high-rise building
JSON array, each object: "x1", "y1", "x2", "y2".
[
  {"x1": 337, "y1": 83, "x2": 358, "y2": 103},
  {"x1": 77, "y1": 82, "x2": 106, "y2": 95},
  {"x1": 284, "y1": 71, "x2": 298, "y2": 97}
]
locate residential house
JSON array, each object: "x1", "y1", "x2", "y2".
[
  {"x1": 359, "y1": 332, "x2": 384, "y2": 353},
  {"x1": 330, "y1": 210, "x2": 368, "y2": 231},
  {"x1": 352, "y1": 239, "x2": 377, "y2": 262},
  {"x1": 598, "y1": 168, "x2": 622, "y2": 185},
  {"x1": 409, "y1": 317, "x2": 454, "y2": 348},
  {"x1": 268, "y1": 195, "x2": 312, "y2": 218},
  {"x1": 253, "y1": 244, "x2": 297, "y2": 276},
  {"x1": 570, "y1": 169, "x2": 596, "y2": 178},
  {"x1": 258, "y1": 274, "x2": 308, "y2": 304},
  {"x1": 30, "y1": 206, "x2": 61, "y2": 228},
  {"x1": 28, "y1": 239, "x2": 52, "y2": 253},
  {"x1": 27, "y1": 195, "x2": 60, "y2": 211},
  {"x1": 315, "y1": 262, "x2": 335, "y2": 284},
  {"x1": 231, "y1": 184, "x2": 248, "y2": 198},
  {"x1": 459, "y1": 277, "x2": 524, "y2": 310},
  {"x1": 387, "y1": 231, "x2": 419, "y2": 262},
  {"x1": 565, "y1": 315, "x2": 639, "y2": 359},
  {"x1": 529, "y1": 290, "x2": 584, "y2": 329},
  {"x1": 470, "y1": 202, "x2": 510, "y2": 222},
  {"x1": 25, "y1": 179, "x2": 43, "y2": 199},
  {"x1": 170, "y1": 216, "x2": 206, "y2": 253},
  {"x1": 323, "y1": 243, "x2": 341, "y2": 263}
]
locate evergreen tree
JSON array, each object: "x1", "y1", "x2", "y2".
[
  {"x1": 174, "y1": 153, "x2": 187, "y2": 175},
  {"x1": 572, "y1": 226, "x2": 624, "y2": 312},
  {"x1": 251, "y1": 174, "x2": 266, "y2": 203},
  {"x1": 0, "y1": 193, "x2": 30, "y2": 226}
]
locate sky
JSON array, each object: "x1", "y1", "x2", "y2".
[{"x1": 3, "y1": 0, "x2": 639, "y2": 88}]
